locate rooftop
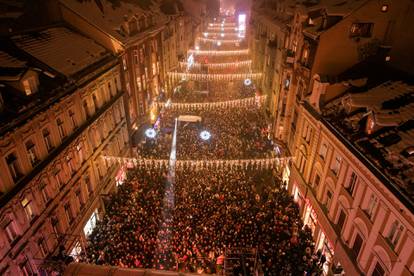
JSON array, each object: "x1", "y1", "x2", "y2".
[
  {"x1": 0, "y1": 26, "x2": 115, "y2": 136},
  {"x1": 12, "y1": 27, "x2": 109, "y2": 77},
  {"x1": 59, "y1": 0, "x2": 168, "y2": 45},
  {"x1": 323, "y1": 80, "x2": 414, "y2": 202}
]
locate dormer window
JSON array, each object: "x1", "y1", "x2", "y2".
[
  {"x1": 22, "y1": 75, "x2": 38, "y2": 96},
  {"x1": 308, "y1": 17, "x2": 314, "y2": 26},
  {"x1": 350, "y1": 23, "x2": 374, "y2": 38}
]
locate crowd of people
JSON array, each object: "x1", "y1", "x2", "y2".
[
  {"x1": 171, "y1": 80, "x2": 255, "y2": 103},
  {"x1": 82, "y1": 168, "x2": 324, "y2": 275},
  {"x1": 83, "y1": 21, "x2": 323, "y2": 276}
]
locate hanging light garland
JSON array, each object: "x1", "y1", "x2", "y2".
[
  {"x1": 102, "y1": 155, "x2": 293, "y2": 171},
  {"x1": 203, "y1": 32, "x2": 241, "y2": 38},
  {"x1": 167, "y1": 72, "x2": 262, "y2": 81},
  {"x1": 156, "y1": 95, "x2": 267, "y2": 110},
  {"x1": 188, "y1": 49, "x2": 249, "y2": 56},
  {"x1": 207, "y1": 26, "x2": 239, "y2": 32},
  {"x1": 209, "y1": 22, "x2": 236, "y2": 27},
  {"x1": 197, "y1": 37, "x2": 242, "y2": 44},
  {"x1": 179, "y1": 60, "x2": 252, "y2": 70}
]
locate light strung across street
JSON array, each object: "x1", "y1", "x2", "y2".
[
  {"x1": 202, "y1": 32, "x2": 241, "y2": 38},
  {"x1": 102, "y1": 155, "x2": 293, "y2": 171},
  {"x1": 156, "y1": 95, "x2": 267, "y2": 111},
  {"x1": 207, "y1": 26, "x2": 239, "y2": 31},
  {"x1": 178, "y1": 60, "x2": 252, "y2": 69},
  {"x1": 188, "y1": 49, "x2": 249, "y2": 56},
  {"x1": 167, "y1": 71, "x2": 262, "y2": 81},
  {"x1": 197, "y1": 37, "x2": 242, "y2": 44}
]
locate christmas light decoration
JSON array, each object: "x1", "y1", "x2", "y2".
[
  {"x1": 145, "y1": 128, "x2": 157, "y2": 138},
  {"x1": 204, "y1": 32, "x2": 241, "y2": 38},
  {"x1": 167, "y1": 72, "x2": 262, "y2": 82},
  {"x1": 188, "y1": 49, "x2": 249, "y2": 56},
  {"x1": 200, "y1": 131, "x2": 211, "y2": 141},
  {"x1": 197, "y1": 37, "x2": 242, "y2": 44},
  {"x1": 156, "y1": 95, "x2": 267, "y2": 111},
  {"x1": 102, "y1": 155, "x2": 293, "y2": 171},
  {"x1": 178, "y1": 60, "x2": 252, "y2": 70},
  {"x1": 207, "y1": 26, "x2": 238, "y2": 31}
]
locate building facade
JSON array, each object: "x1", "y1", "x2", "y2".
[
  {"x1": 251, "y1": 0, "x2": 414, "y2": 275},
  {"x1": 0, "y1": 26, "x2": 129, "y2": 275}
]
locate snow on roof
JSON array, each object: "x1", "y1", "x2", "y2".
[
  {"x1": 12, "y1": 27, "x2": 108, "y2": 76},
  {"x1": 344, "y1": 81, "x2": 413, "y2": 110},
  {"x1": 59, "y1": 0, "x2": 167, "y2": 44},
  {"x1": 0, "y1": 50, "x2": 26, "y2": 68},
  {"x1": 305, "y1": 0, "x2": 368, "y2": 16}
]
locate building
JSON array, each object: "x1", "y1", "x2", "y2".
[
  {"x1": 0, "y1": 26, "x2": 129, "y2": 275},
  {"x1": 250, "y1": 0, "x2": 414, "y2": 275},
  {"x1": 58, "y1": 0, "x2": 199, "y2": 135}
]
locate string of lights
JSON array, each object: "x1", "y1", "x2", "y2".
[
  {"x1": 188, "y1": 49, "x2": 249, "y2": 56},
  {"x1": 156, "y1": 95, "x2": 266, "y2": 110},
  {"x1": 167, "y1": 72, "x2": 262, "y2": 81},
  {"x1": 178, "y1": 60, "x2": 252, "y2": 69},
  {"x1": 208, "y1": 22, "x2": 236, "y2": 27},
  {"x1": 207, "y1": 26, "x2": 239, "y2": 32},
  {"x1": 197, "y1": 37, "x2": 242, "y2": 44},
  {"x1": 202, "y1": 32, "x2": 242, "y2": 38},
  {"x1": 103, "y1": 155, "x2": 293, "y2": 171}
]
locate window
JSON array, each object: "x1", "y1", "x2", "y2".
[
  {"x1": 51, "y1": 216, "x2": 60, "y2": 235},
  {"x1": 22, "y1": 76, "x2": 37, "y2": 96},
  {"x1": 76, "y1": 189, "x2": 84, "y2": 209},
  {"x1": 40, "y1": 183, "x2": 50, "y2": 205},
  {"x1": 4, "y1": 220, "x2": 18, "y2": 243},
  {"x1": 54, "y1": 170, "x2": 63, "y2": 189},
  {"x1": 6, "y1": 152, "x2": 22, "y2": 181},
  {"x1": 83, "y1": 100, "x2": 89, "y2": 118},
  {"x1": 365, "y1": 194, "x2": 378, "y2": 219},
  {"x1": 319, "y1": 143, "x2": 328, "y2": 160},
  {"x1": 347, "y1": 171, "x2": 358, "y2": 195},
  {"x1": 64, "y1": 203, "x2": 74, "y2": 223},
  {"x1": 352, "y1": 233, "x2": 364, "y2": 258},
  {"x1": 133, "y1": 50, "x2": 139, "y2": 64},
  {"x1": 21, "y1": 197, "x2": 34, "y2": 221},
  {"x1": 314, "y1": 173, "x2": 321, "y2": 188},
  {"x1": 372, "y1": 262, "x2": 385, "y2": 276},
  {"x1": 122, "y1": 56, "x2": 127, "y2": 70},
  {"x1": 331, "y1": 155, "x2": 342, "y2": 175},
  {"x1": 68, "y1": 110, "x2": 77, "y2": 129},
  {"x1": 302, "y1": 124, "x2": 312, "y2": 143},
  {"x1": 25, "y1": 140, "x2": 39, "y2": 167},
  {"x1": 297, "y1": 147, "x2": 307, "y2": 174},
  {"x1": 38, "y1": 237, "x2": 48, "y2": 257},
  {"x1": 77, "y1": 143, "x2": 84, "y2": 164},
  {"x1": 57, "y1": 118, "x2": 66, "y2": 139},
  {"x1": 92, "y1": 94, "x2": 99, "y2": 109},
  {"x1": 137, "y1": 76, "x2": 142, "y2": 91},
  {"x1": 42, "y1": 128, "x2": 53, "y2": 152},
  {"x1": 387, "y1": 220, "x2": 403, "y2": 247},
  {"x1": 66, "y1": 156, "x2": 75, "y2": 176},
  {"x1": 19, "y1": 256, "x2": 33, "y2": 276},
  {"x1": 336, "y1": 210, "x2": 347, "y2": 231},
  {"x1": 350, "y1": 23, "x2": 374, "y2": 38},
  {"x1": 325, "y1": 190, "x2": 333, "y2": 210},
  {"x1": 108, "y1": 82, "x2": 113, "y2": 97},
  {"x1": 84, "y1": 175, "x2": 93, "y2": 195}
]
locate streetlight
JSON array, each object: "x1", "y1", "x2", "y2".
[{"x1": 200, "y1": 130, "x2": 211, "y2": 141}]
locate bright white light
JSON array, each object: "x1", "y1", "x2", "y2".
[
  {"x1": 221, "y1": 33, "x2": 225, "y2": 37},
  {"x1": 200, "y1": 130, "x2": 211, "y2": 141},
  {"x1": 203, "y1": 32, "x2": 208, "y2": 37},
  {"x1": 195, "y1": 46, "x2": 200, "y2": 50},
  {"x1": 244, "y1": 78, "x2": 252, "y2": 86},
  {"x1": 145, "y1": 128, "x2": 157, "y2": 138},
  {"x1": 217, "y1": 41, "x2": 222, "y2": 46},
  {"x1": 209, "y1": 23, "x2": 213, "y2": 26}
]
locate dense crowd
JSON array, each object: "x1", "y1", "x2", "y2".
[
  {"x1": 83, "y1": 168, "x2": 324, "y2": 275},
  {"x1": 136, "y1": 106, "x2": 273, "y2": 160},
  {"x1": 171, "y1": 80, "x2": 255, "y2": 103},
  {"x1": 85, "y1": 23, "x2": 323, "y2": 276}
]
